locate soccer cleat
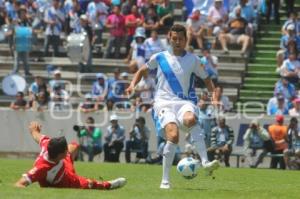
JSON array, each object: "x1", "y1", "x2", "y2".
[
  {"x1": 160, "y1": 181, "x2": 171, "y2": 189},
  {"x1": 203, "y1": 160, "x2": 220, "y2": 176},
  {"x1": 108, "y1": 178, "x2": 126, "y2": 189}
]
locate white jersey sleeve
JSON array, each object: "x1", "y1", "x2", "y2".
[
  {"x1": 146, "y1": 53, "x2": 159, "y2": 70},
  {"x1": 194, "y1": 56, "x2": 208, "y2": 79}
]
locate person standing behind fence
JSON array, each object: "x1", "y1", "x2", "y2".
[
  {"x1": 268, "y1": 115, "x2": 288, "y2": 169},
  {"x1": 243, "y1": 119, "x2": 270, "y2": 168},
  {"x1": 104, "y1": 5, "x2": 126, "y2": 58},
  {"x1": 44, "y1": 0, "x2": 64, "y2": 57},
  {"x1": 12, "y1": 5, "x2": 32, "y2": 76}
]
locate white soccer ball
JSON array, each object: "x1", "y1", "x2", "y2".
[{"x1": 176, "y1": 157, "x2": 200, "y2": 179}]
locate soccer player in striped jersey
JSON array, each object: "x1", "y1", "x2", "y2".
[{"x1": 126, "y1": 24, "x2": 220, "y2": 189}]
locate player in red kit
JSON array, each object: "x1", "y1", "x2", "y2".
[{"x1": 15, "y1": 121, "x2": 126, "y2": 189}]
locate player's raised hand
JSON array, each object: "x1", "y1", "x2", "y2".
[{"x1": 29, "y1": 121, "x2": 42, "y2": 133}]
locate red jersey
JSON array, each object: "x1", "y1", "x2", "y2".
[
  {"x1": 125, "y1": 14, "x2": 144, "y2": 36},
  {"x1": 23, "y1": 136, "x2": 89, "y2": 188}
]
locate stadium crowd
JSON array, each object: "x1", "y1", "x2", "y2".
[{"x1": 1, "y1": 0, "x2": 299, "y2": 170}]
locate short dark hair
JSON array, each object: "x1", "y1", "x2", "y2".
[
  {"x1": 170, "y1": 24, "x2": 187, "y2": 39},
  {"x1": 16, "y1": 91, "x2": 24, "y2": 97},
  {"x1": 136, "y1": 116, "x2": 145, "y2": 124},
  {"x1": 47, "y1": 136, "x2": 68, "y2": 159},
  {"x1": 86, "y1": 117, "x2": 95, "y2": 124}
]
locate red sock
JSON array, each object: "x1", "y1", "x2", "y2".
[{"x1": 92, "y1": 180, "x2": 111, "y2": 190}]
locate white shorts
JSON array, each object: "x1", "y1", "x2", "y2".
[{"x1": 153, "y1": 99, "x2": 198, "y2": 129}]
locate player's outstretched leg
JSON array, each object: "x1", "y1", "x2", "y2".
[
  {"x1": 190, "y1": 124, "x2": 220, "y2": 176},
  {"x1": 86, "y1": 177, "x2": 127, "y2": 190},
  {"x1": 108, "y1": 178, "x2": 127, "y2": 189}
]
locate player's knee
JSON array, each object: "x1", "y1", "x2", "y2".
[
  {"x1": 183, "y1": 113, "x2": 197, "y2": 128},
  {"x1": 165, "y1": 123, "x2": 179, "y2": 144}
]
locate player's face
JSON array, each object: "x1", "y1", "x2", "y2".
[{"x1": 169, "y1": 31, "x2": 186, "y2": 52}]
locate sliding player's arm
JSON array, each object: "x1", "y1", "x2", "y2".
[{"x1": 28, "y1": 121, "x2": 43, "y2": 144}]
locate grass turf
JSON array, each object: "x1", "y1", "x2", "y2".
[{"x1": 0, "y1": 158, "x2": 299, "y2": 199}]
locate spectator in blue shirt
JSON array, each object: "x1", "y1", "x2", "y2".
[
  {"x1": 274, "y1": 76, "x2": 297, "y2": 102},
  {"x1": 277, "y1": 24, "x2": 300, "y2": 68},
  {"x1": 103, "y1": 115, "x2": 125, "y2": 162},
  {"x1": 267, "y1": 93, "x2": 289, "y2": 115},
  {"x1": 107, "y1": 68, "x2": 127, "y2": 110},
  {"x1": 91, "y1": 73, "x2": 107, "y2": 103}
]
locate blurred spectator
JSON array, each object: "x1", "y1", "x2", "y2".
[
  {"x1": 125, "y1": 27, "x2": 146, "y2": 73},
  {"x1": 50, "y1": 83, "x2": 70, "y2": 111},
  {"x1": 107, "y1": 68, "x2": 127, "y2": 110},
  {"x1": 79, "y1": 93, "x2": 99, "y2": 113},
  {"x1": 135, "y1": 72, "x2": 155, "y2": 111},
  {"x1": 125, "y1": 116, "x2": 150, "y2": 163},
  {"x1": 31, "y1": 91, "x2": 49, "y2": 112},
  {"x1": 11, "y1": 6, "x2": 32, "y2": 76},
  {"x1": 78, "y1": 117, "x2": 102, "y2": 162},
  {"x1": 143, "y1": 6, "x2": 159, "y2": 37},
  {"x1": 212, "y1": 85, "x2": 232, "y2": 113},
  {"x1": 86, "y1": 0, "x2": 108, "y2": 46},
  {"x1": 103, "y1": 115, "x2": 125, "y2": 162},
  {"x1": 77, "y1": 14, "x2": 95, "y2": 73},
  {"x1": 144, "y1": 29, "x2": 165, "y2": 61},
  {"x1": 243, "y1": 119, "x2": 271, "y2": 168},
  {"x1": 284, "y1": 117, "x2": 300, "y2": 170},
  {"x1": 10, "y1": 91, "x2": 28, "y2": 110},
  {"x1": 156, "y1": 0, "x2": 174, "y2": 29},
  {"x1": 268, "y1": 115, "x2": 288, "y2": 169},
  {"x1": 284, "y1": 0, "x2": 295, "y2": 18},
  {"x1": 125, "y1": 5, "x2": 144, "y2": 54},
  {"x1": 208, "y1": 116, "x2": 234, "y2": 167},
  {"x1": 207, "y1": 0, "x2": 228, "y2": 36},
  {"x1": 274, "y1": 76, "x2": 296, "y2": 101},
  {"x1": 218, "y1": 7, "x2": 251, "y2": 56},
  {"x1": 48, "y1": 69, "x2": 65, "y2": 91},
  {"x1": 279, "y1": 53, "x2": 300, "y2": 84},
  {"x1": 91, "y1": 73, "x2": 107, "y2": 103},
  {"x1": 277, "y1": 24, "x2": 300, "y2": 68},
  {"x1": 230, "y1": 0, "x2": 257, "y2": 36},
  {"x1": 266, "y1": 0, "x2": 280, "y2": 24},
  {"x1": 197, "y1": 94, "x2": 217, "y2": 150},
  {"x1": 28, "y1": 76, "x2": 49, "y2": 102},
  {"x1": 267, "y1": 93, "x2": 289, "y2": 116},
  {"x1": 200, "y1": 48, "x2": 219, "y2": 85},
  {"x1": 282, "y1": 12, "x2": 298, "y2": 36},
  {"x1": 121, "y1": 0, "x2": 135, "y2": 15},
  {"x1": 192, "y1": 0, "x2": 214, "y2": 17},
  {"x1": 104, "y1": 5, "x2": 126, "y2": 58},
  {"x1": 186, "y1": 9, "x2": 205, "y2": 49},
  {"x1": 289, "y1": 98, "x2": 300, "y2": 116},
  {"x1": 67, "y1": 0, "x2": 84, "y2": 34},
  {"x1": 43, "y1": 0, "x2": 65, "y2": 57}
]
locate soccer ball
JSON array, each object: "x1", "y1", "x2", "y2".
[{"x1": 176, "y1": 157, "x2": 200, "y2": 179}]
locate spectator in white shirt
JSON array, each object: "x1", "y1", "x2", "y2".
[
  {"x1": 280, "y1": 52, "x2": 300, "y2": 84},
  {"x1": 207, "y1": 0, "x2": 228, "y2": 36},
  {"x1": 212, "y1": 85, "x2": 231, "y2": 113},
  {"x1": 289, "y1": 98, "x2": 300, "y2": 116},
  {"x1": 144, "y1": 30, "x2": 165, "y2": 61},
  {"x1": 186, "y1": 9, "x2": 206, "y2": 49}
]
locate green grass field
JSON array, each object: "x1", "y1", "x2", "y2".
[{"x1": 0, "y1": 158, "x2": 299, "y2": 199}]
